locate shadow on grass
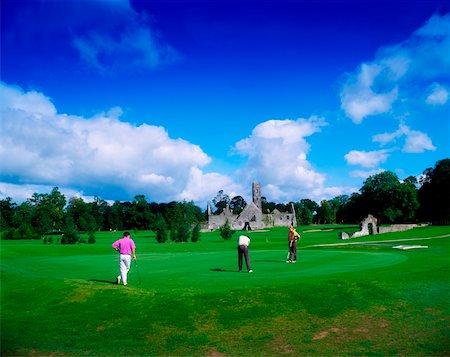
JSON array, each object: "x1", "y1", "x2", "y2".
[
  {"x1": 89, "y1": 279, "x2": 117, "y2": 285},
  {"x1": 257, "y1": 260, "x2": 288, "y2": 263},
  {"x1": 210, "y1": 268, "x2": 240, "y2": 273}
]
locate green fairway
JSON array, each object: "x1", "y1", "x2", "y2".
[{"x1": 1, "y1": 226, "x2": 449, "y2": 356}]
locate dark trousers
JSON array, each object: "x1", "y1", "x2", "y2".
[
  {"x1": 238, "y1": 245, "x2": 251, "y2": 271},
  {"x1": 289, "y1": 241, "x2": 297, "y2": 261}
]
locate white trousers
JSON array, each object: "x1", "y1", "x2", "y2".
[{"x1": 118, "y1": 254, "x2": 131, "y2": 285}]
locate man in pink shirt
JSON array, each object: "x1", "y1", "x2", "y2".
[{"x1": 112, "y1": 231, "x2": 136, "y2": 286}]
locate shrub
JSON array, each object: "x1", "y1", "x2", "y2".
[
  {"x1": 2, "y1": 225, "x2": 40, "y2": 240},
  {"x1": 179, "y1": 222, "x2": 191, "y2": 242},
  {"x1": 1, "y1": 229, "x2": 14, "y2": 240},
  {"x1": 88, "y1": 231, "x2": 96, "y2": 244},
  {"x1": 156, "y1": 226, "x2": 168, "y2": 243},
  {"x1": 61, "y1": 217, "x2": 79, "y2": 244},
  {"x1": 154, "y1": 213, "x2": 168, "y2": 243},
  {"x1": 219, "y1": 219, "x2": 235, "y2": 240},
  {"x1": 191, "y1": 223, "x2": 201, "y2": 242}
]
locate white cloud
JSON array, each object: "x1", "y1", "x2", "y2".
[
  {"x1": 340, "y1": 62, "x2": 399, "y2": 123},
  {"x1": 426, "y1": 83, "x2": 449, "y2": 105},
  {"x1": 0, "y1": 83, "x2": 56, "y2": 117},
  {"x1": 0, "y1": 182, "x2": 89, "y2": 204},
  {"x1": 341, "y1": 87, "x2": 398, "y2": 124},
  {"x1": 311, "y1": 185, "x2": 357, "y2": 198},
  {"x1": 232, "y1": 116, "x2": 351, "y2": 202},
  {"x1": 344, "y1": 150, "x2": 390, "y2": 168},
  {"x1": 402, "y1": 129, "x2": 436, "y2": 153},
  {"x1": 340, "y1": 13, "x2": 450, "y2": 123},
  {"x1": 177, "y1": 167, "x2": 243, "y2": 203},
  {"x1": 349, "y1": 169, "x2": 386, "y2": 179},
  {"x1": 0, "y1": 83, "x2": 352, "y2": 206},
  {"x1": 372, "y1": 129, "x2": 403, "y2": 146},
  {"x1": 372, "y1": 123, "x2": 436, "y2": 153},
  {"x1": 0, "y1": 82, "x2": 218, "y2": 204}
]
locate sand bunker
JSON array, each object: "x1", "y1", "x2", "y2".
[
  {"x1": 393, "y1": 245, "x2": 428, "y2": 250},
  {"x1": 304, "y1": 229, "x2": 334, "y2": 233}
]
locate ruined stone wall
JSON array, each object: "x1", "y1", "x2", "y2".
[
  {"x1": 252, "y1": 182, "x2": 262, "y2": 209},
  {"x1": 207, "y1": 182, "x2": 297, "y2": 230},
  {"x1": 340, "y1": 215, "x2": 428, "y2": 239},
  {"x1": 378, "y1": 224, "x2": 427, "y2": 234}
]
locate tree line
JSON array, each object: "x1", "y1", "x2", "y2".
[
  {"x1": 208, "y1": 158, "x2": 449, "y2": 226},
  {"x1": 0, "y1": 192, "x2": 204, "y2": 244},
  {"x1": 0, "y1": 158, "x2": 448, "y2": 243}
]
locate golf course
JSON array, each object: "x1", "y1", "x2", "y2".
[{"x1": 1, "y1": 225, "x2": 449, "y2": 356}]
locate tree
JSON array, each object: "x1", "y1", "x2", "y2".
[
  {"x1": 66, "y1": 197, "x2": 95, "y2": 232},
  {"x1": 275, "y1": 203, "x2": 288, "y2": 212},
  {"x1": 418, "y1": 158, "x2": 450, "y2": 224},
  {"x1": 181, "y1": 201, "x2": 204, "y2": 224},
  {"x1": 398, "y1": 179, "x2": 419, "y2": 222},
  {"x1": 229, "y1": 196, "x2": 247, "y2": 215},
  {"x1": 133, "y1": 195, "x2": 155, "y2": 230},
  {"x1": 88, "y1": 231, "x2": 96, "y2": 244},
  {"x1": 360, "y1": 171, "x2": 418, "y2": 223},
  {"x1": 179, "y1": 221, "x2": 191, "y2": 242},
  {"x1": 404, "y1": 176, "x2": 418, "y2": 188},
  {"x1": 61, "y1": 216, "x2": 79, "y2": 244},
  {"x1": 122, "y1": 201, "x2": 138, "y2": 229},
  {"x1": 219, "y1": 219, "x2": 235, "y2": 240},
  {"x1": 296, "y1": 199, "x2": 318, "y2": 225},
  {"x1": 332, "y1": 195, "x2": 349, "y2": 224},
  {"x1": 154, "y1": 213, "x2": 168, "y2": 243},
  {"x1": 316, "y1": 200, "x2": 334, "y2": 224},
  {"x1": 0, "y1": 197, "x2": 16, "y2": 230},
  {"x1": 111, "y1": 201, "x2": 124, "y2": 230},
  {"x1": 261, "y1": 197, "x2": 276, "y2": 213},
  {"x1": 26, "y1": 187, "x2": 66, "y2": 235},
  {"x1": 212, "y1": 190, "x2": 231, "y2": 214},
  {"x1": 89, "y1": 196, "x2": 109, "y2": 230},
  {"x1": 166, "y1": 202, "x2": 184, "y2": 242},
  {"x1": 47, "y1": 187, "x2": 66, "y2": 230},
  {"x1": 191, "y1": 223, "x2": 201, "y2": 242}
]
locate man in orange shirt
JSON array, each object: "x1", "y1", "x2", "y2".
[{"x1": 287, "y1": 226, "x2": 300, "y2": 263}]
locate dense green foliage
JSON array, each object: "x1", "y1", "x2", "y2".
[
  {"x1": 1, "y1": 226, "x2": 449, "y2": 356},
  {"x1": 1, "y1": 192, "x2": 205, "y2": 243},
  {"x1": 219, "y1": 219, "x2": 235, "y2": 240},
  {"x1": 418, "y1": 158, "x2": 450, "y2": 224},
  {"x1": 1, "y1": 159, "x2": 449, "y2": 244}
]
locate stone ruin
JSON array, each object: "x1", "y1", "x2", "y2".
[
  {"x1": 207, "y1": 182, "x2": 297, "y2": 231},
  {"x1": 340, "y1": 214, "x2": 428, "y2": 239}
]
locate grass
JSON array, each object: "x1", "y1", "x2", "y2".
[{"x1": 1, "y1": 225, "x2": 449, "y2": 356}]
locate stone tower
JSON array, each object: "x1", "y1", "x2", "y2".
[{"x1": 252, "y1": 182, "x2": 262, "y2": 209}]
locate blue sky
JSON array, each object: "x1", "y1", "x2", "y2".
[{"x1": 1, "y1": 0, "x2": 449, "y2": 208}]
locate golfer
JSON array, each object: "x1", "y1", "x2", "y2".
[
  {"x1": 112, "y1": 231, "x2": 136, "y2": 285},
  {"x1": 238, "y1": 234, "x2": 253, "y2": 273},
  {"x1": 287, "y1": 226, "x2": 300, "y2": 263}
]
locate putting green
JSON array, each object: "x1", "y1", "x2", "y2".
[{"x1": 7, "y1": 248, "x2": 408, "y2": 294}]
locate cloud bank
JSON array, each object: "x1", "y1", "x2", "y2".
[
  {"x1": 1, "y1": 83, "x2": 350, "y2": 206},
  {"x1": 0, "y1": 82, "x2": 236, "y2": 204},
  {"x1": 0, "y1": 83, "x2": 352, "y2": 205}
]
